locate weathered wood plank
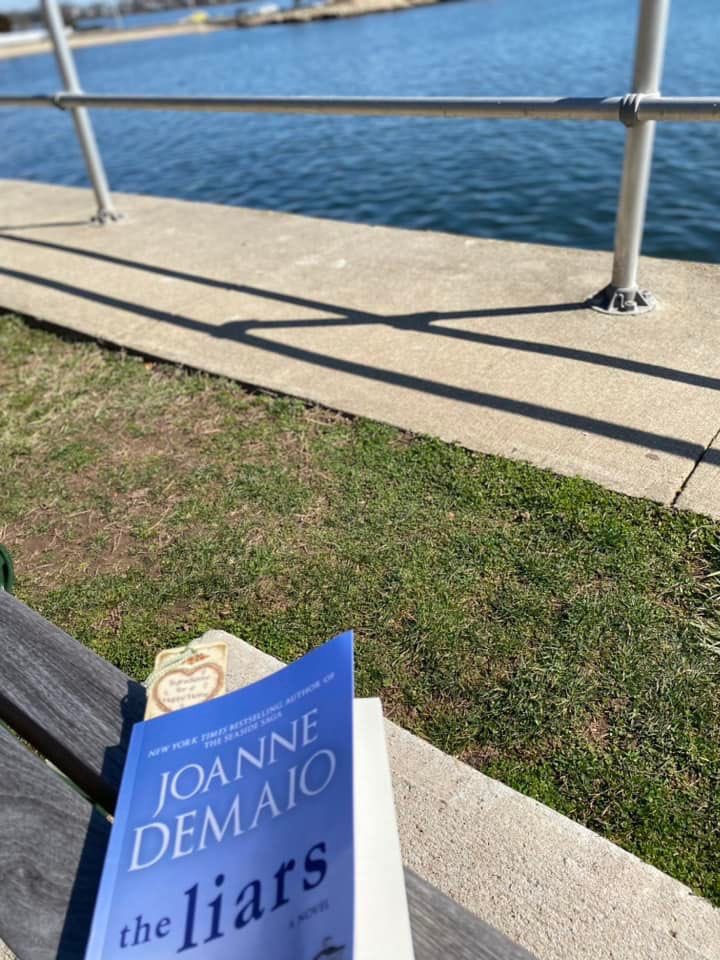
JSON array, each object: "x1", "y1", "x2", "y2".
[
  {"x1": 0, "y1": 727, "x2": 532, "y2": 960},
  {"x1": 0, "y1": 596, "x2": 536, "y2": 959},
  {"x1": 0, "y1": 724, "x2": 110, "y2": 960},
  {"x1": 0, "y1": 592, "x2": 145, "y2": 812},
  {"x1": 406, "y1": 870, "x2": 537, "y2": 960},
  {"x1": 0, "y1": 730, "x2": 530, "y2": 960}
]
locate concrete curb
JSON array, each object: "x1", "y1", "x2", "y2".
[{"x1": 202, "y1": 630, "x2": 720, "y2": 960}]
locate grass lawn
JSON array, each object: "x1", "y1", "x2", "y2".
[{"x1": 2, "y1": 312, "x2": 720, "y2": 905}]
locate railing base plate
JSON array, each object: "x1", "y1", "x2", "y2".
[
  {"x1": 587, "y1": 285, "x2": 657, "y2": 316},
  {"x1": 92, "y1": 208, "x2": 123, "y2": 225}
]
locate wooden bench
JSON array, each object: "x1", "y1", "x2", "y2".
[{"x1": 0, "y1": 592, "x2": 537, "y2": 960}]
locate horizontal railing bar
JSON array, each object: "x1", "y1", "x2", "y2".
[
  {"x1": 0, "y1": 95, "x2": 56, "y2": 107},
  {"x1": 1, "y1": 93, "x2": 719, "y2": 123},
  {"x1": 0, "y1": 94, "x2": 623, "y2": 119},
  {"x1": 638, "y1": 96, "x2": 720, "y2": 121}
]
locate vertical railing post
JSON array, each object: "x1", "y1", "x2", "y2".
[
  {"x1": 591, "y1": 0, "x2": 671, "y2": 315},
  {"x1": 42, "y1": 0, "x2": 118, "y2": 222}
]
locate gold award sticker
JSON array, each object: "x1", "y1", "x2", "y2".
[{"x1": 145, "y1": 641, "x2": 228, "y2": 720}]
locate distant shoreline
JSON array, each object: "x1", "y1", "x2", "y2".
[
  {"x1": 0, "y1": 0, "x2": 452, "y2": 61},
  {"x1": 0, "y1": 20, "x2": 230, "y2": 61},
  {"x1": 235, "y1": 0, "x2": 454, "y2": 29}
]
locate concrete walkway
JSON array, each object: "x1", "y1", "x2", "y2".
[{"x1": 1, "y1": 178, "x2": 719, "y2": 517}]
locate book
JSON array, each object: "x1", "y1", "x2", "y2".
[
  {"x1": 85, "y1": 632, "x2": 415, "y2": 960},
  {"x1": 85, "y1": 631, "x2": 355, "y2": 960},
  {"x1": 353, "y1": 698, "x2": 414, "y2": 960}
]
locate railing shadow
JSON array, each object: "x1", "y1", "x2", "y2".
[
  {"x1": 55, "y1": 807, "x2": 110, "y2": 959},
  {"x1": 3, "y1": 230, "x2": 720, "y2": 396},
  {"x1": 0, "y1": 220, "x2": 92, "y2": 232},
  {"x1": 1, "y1": 235, "x2": 718, "y2": 471},
  {"x1": 56, "y1": 679, "x2": 146, "y2": 958}
]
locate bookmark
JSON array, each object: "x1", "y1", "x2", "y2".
[{"x1": 144, "y1": 641, "x2": 228, "y2": 719}]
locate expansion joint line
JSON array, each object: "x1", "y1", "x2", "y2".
[{"x1": 672, "y1": 422, "x2": 720, "y2": 508}]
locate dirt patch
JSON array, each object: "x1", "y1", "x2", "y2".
[
  {"x1": 2, "y1": 510, "x2": 144, "y2": 589},
  {"x1": 585, "y1": 712, "x2": 610, "y2": 747},
  {"x1": 459, "y1": 743, "x2": 502, "y2": 767},
  {"x1": 5, "y1": 458, "x2": 197, "y2": 590},
  {"x1": 2, "y1": 380, "x2": 271, "y2": 589},
  {"x1": 250, "y1": 574, "x2": 294, "y2": 614},
  {"x1": 95, "y1": 603, "x2": 125, "y2": 636}
]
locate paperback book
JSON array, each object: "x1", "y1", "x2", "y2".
[
  {"x1": 85, "y1": 630, "x2": 415, "y2": 959},
  {"x1": 85, "y1": 631, "x2": 355, "y2": 960}
]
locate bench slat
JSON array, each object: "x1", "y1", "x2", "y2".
[
  {"x1": 0, "y1": 594, "x2": 537, "y2": 959},
  {"x1": 0, "y1": 734, "x2": 534, "y2": 960},
  {"x1": 0, "y1": 724, "x2": 110, "y2": 960},
  {"x1": 0, "y1": 592, "x2": 145, "y2": 812}
]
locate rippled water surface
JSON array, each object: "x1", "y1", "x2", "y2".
[{"x1": 1, "y1": 0, "x2": 719, "y2": 261}]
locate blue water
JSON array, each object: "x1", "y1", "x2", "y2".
[{"x1": 1, "y1": 0, "x2": 719, "y2": 262}]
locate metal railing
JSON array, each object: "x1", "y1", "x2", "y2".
[{"x1": 1, "y1": 0, "x2": 719, "y2": 314}]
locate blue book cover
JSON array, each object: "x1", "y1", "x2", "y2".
[{"x1": 85, "y1": 631, "x2": 355, "y2": 960}]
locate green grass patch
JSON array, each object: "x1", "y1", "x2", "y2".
[{"x1": 2, "y1": 312, "x2": 719, "y2": 904}]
